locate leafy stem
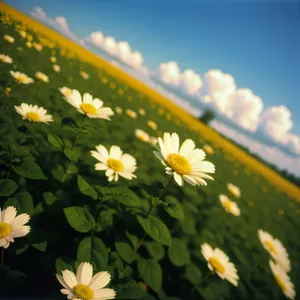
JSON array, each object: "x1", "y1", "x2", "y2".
[
  {"x1": 198, "y1": 271, "x2": 214, "y2": 285},
  {"x1": 62, "y1": 115, "x2": 86, "y2": 182}
]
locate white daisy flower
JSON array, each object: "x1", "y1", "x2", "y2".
[
  {"x1": 147, "y1": 120, "x2": 157, "y2": 131},
  {"x1": 149, "y1": 136, "x2": 158, "y2": 147},
  {"x1": 0, "y1": 54, "x2": 13, "y2": 64},
  {"x1": 115, "y1": 106, "x2": 123, "y2": 115},
  {"x1": 258, "y1": 230, "x2": 291, "y2": 272},
  {"x1": 91, "y1": 145, "x2": 137, "y2": 182},
  {"x1": 15, "y1": 103, "x2": 53, "y2": 124},
  {"x1": 154, "y1": 132, "x2": 215, "y2": 186},
  {"x1": 269, "y1": 260, "x2": 295, "y2": 299},
  {"x1": 135, "y1": 129, "x2": 150, "y2": 143},
  {"x1": 56, "y1": 262, "x2": 116, "y2": 300},
  {"x1": 26, "y1": 41, "x2": 32, "y2": 48},
  {"x1": 4, "y1": 35, "x2": 14, "y2": 43},
  {"x1": 59, "y1": 87, "x2": 72, "y2": 97},
  {"x1": 227, "y1": 183, "x2": 241, "y2": 198},
  {"x1": 35, "y1": 71, "x2": 49, "y2": 83},
  {"x1": 19, "y1": 30, "x2": 26, "y2": 38},
  {"x1": 201, "y1": 243, "x2": 239, "y2": 286},
  {"x1": 219, "y1": 194, "x2": 240, "y2": 216},
  {"x1": 50, "y1": 56, "x2": 57, "y2": 63},
  {"x1": 0, "y1": 206, "x2": 30, "y2": 249},
  {"x1": 64, "y1": 89, "x2": 114, "y2": 120},
  {"x1": 126, "y1": 109, "x2": 137, "y2": 119},
  {"x1": 80, "y1": 70, "x2": 89, "y2": 80},
  {"x1": 203, "y1": 144, "x2": 214, "y2": 155},
  {"x1": 138, "y1": 108, "x2": 146, "y2": 116},
  {"x1": 10, "y1": 71, "x2": 34, "y2": 84},
  {"x1": 53, "y1": 64, "x2": 61, "y2": 73},
  {"x1": 33, "y1": 42, "x2": 43, "y2": 52}
]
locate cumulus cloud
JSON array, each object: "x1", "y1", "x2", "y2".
[
  {"x1": 157, "y1": 61, "x2": 202, "y2": 96},
  {"x1": 211, "y1": 121, "x2": 300, "y2": 176},
  {"x1": 31, "y1": 7, "x2": 79, "y2": 42},
  {"x1": 86, "y1": 32, "x2": 147, "y2": 74},
  {"x1": 201, "y1": 70, "x2": 263, "y2": 132}
]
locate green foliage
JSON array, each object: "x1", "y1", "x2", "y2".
[
  {"x1": 77, "y1": 236, "x2": 108, "y2": 271},
  {"x1": 137, "y1": 215, "x2": 172, "y2": 246},
  {"x1": 64, "y1": 206, "x2": 95, "y2": 233},
  {"x1": 4, "y1": 191, "x2": 34, "y2": 215},
  {"x1": 137, "y1": 258, "x2": 163, "y2": 293},
  {"x1": 0, "y1": 179, "x2": 18, "y2": 197},
  {"x1": 77, "y1": 175, "x2": 98, "y2": 200},
  {"x1": 168, "y1": 238, "x2": 190, "y2": 267},
  {"x1": 164, "y1": 196, "x2": 184, "y2": 220},
  {"x1": 12, "y1": 161, "x2": 47, "y2": 180}
]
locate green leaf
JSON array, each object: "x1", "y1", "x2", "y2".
[
  {"x1": 77, "y1": 175, "x2": 98, "y2": 200},
  {"x1": 5, "y1": 192, "x2": 34, "y2": 216},
  {"x1": 2, "y1": 269, "x2": 26, "y2": 288},
  {"x1": 137, "y1": 215, "x2": 171, "y2": 246},
  {"x1": 168, "y1": 238, "x2": 190, "y2": 267},
  {"x1": 64, "y1": 206, "x2": 95, "y2": 233},
  {"x1": 137, "y1": 258, "x2": 163, "y2": 292},
  {"x1": 115, "y1": 240, "x2": 137, "y2": 264},
  {"x1": 115, "y1": 279, "x2": 146, "y2": 299},
  {"x1": 144, "y1": 242, "x2": 165, "y2": 261},
  {"x1": 43, "y1": 191, "x2": 57, "y2": 205},
  {"x1": 184, "y1": 264, "x2": 202, "y2": 285},
  {"x1": 15, "y1": 243, "x2": 29, "y2": 255},
  {"x1": 32, "y1": 240, "x2": 47, "y2": 252},
  {"x1": 0, "y1": 179, "x2": 18, "y2": 197},
  {"x1": 164, "y1": 196, "x2": 184, "y2": 220},
  {"x1": 55, "y1": 257, "x2": 75, "y2": 273},
  {"x1": 51, "y1": 165, "x2": 65, "y2": 182},
  {"x1": 77, "y1": 237, "x2": 108, "y2": 271},
  {"x1": 47, "y1": 133, "x2": 64, "y2": 149},
  {"x1": 64, "y1": 148, "x2": 77, "y2": 162},
  {"x1": 96, "y1": 186, "x2": 140, "y2": 208},
  {"x1": 12, "y1": 161, "x2": 47, "y2": 180},
  {"x1": 62, "y1": 117, "x2": 79, "y2": 132}
]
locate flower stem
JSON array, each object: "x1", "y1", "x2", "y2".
[
  {"x1": 158, "y1": 177, "x2": 175, "y2": 199},
  {"x1": 198, "y1": 271, "x2": 214, "y2": 285},
  {"x1": 62, "y1": 115, "x2": 86, "y2": 182}
]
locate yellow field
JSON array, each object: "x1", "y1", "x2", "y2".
[{"x1": 1, "y1": 1, "x2": 299, "y2": 201}]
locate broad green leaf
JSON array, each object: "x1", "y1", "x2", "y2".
[
  {"x1": 77, "y1": 175, "x2": 98, "y2": 200},
  {"x1": 5, "y1": 192, "x2": 34, "y2": 216},
  {"x1": 64, "y1": 206, "x2": 95, "y2": 233},
  {"x1": 12, "y1": 161, "x2": 47, "y2": 180},
  {"x1": 32, "y1": 240, "x2": 47, "y2": 252},
  {"x1": 137, "y1": 215, "x2": 171, "y2": 246},
  {"x1": 2, "y1": 269, "x2": 26, "y2": 288},
  {"x1": 64, "y1": 148, "x2": 77, "y2": 162},
  {"x1": 168, "y1": 238, "x2": 190, "y2": 267},
  {"x1": 184, "y1": 264, "x2": 202, "y2": 285},
  {"x1": 137, "y1": 258, "x2": 163, "y2": 292},
  {"x1": 47, "y1": 133, "x2": 64, "y2": 149},
  {"x1": 144, "y1": 242, "x2": 165, "y2": 261},
  {"x1": 0, "y1": 179, "x2": 18, "y2": 197},
  {"x1": 77, "y1": 237, "x2": 108, "y2": 271},
  {"x1": 164, "y1": 196, "x2": 184, "y2": 220},
  {"x1": 115, "y1": 279, "x2": 146, "y2": 299},
  {"x1": 115, "y1": 240, "x2": 137, "y2": 264},
  {"x1": 96, "y1": 186, "x2": 140, "y2": 208},
  {"x1": 55, "y1": 257, "x2": 75, "y2": 273},
  {"x1": 43, "y1": 191, "x2": 57, "y2": 205}
]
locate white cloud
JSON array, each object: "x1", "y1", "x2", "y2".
[
  {"x1": 211, "y1": 121, "x2": 300, "y2": 176},
  {"x1": 201, "y1": 70, "x2": 263, "y2": 132},
  {"x1": 31, "y1": 7, "x2": 79, "y2": 42},
  {"x1": 86, "y1": 32, "x2": 147, "y2": 74},
  {"x1": 157, "y1": 61, "x2": 202, "y2": 96}
]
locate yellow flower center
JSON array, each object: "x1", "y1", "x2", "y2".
[
  {"x1": 275, "y1": 275, "x2": 287, "y2": 292},
  {"x1": 17, "y1": 75, "x2": 26, "y2": 83},
  {"x1": 167, "y1": 153, "x2": 191, "y2": 175},
  {"x1": 27, "y1": 112, "x2": 40, "y2": 122},
  {"x1": 264, "y1": 241, "x2": 278, "y2": 255},
  {"x1": 73, "y1": 284, "x2": 94, "y2": 300},
  {"x1": 0, "y1": 222, "x2": 12, "y2": 239},
  {"x1": 107, "y1": 158, "x2": 124, "y2": 172},
  {"x1": 209, "y1": 257, "x2": 225, "y2": 274},
  {"x1": 80, "y1": 103, "x2": 97, "y2": 115},
  {"x1": 223, "y1": 200, "x2": 233, "y2": 212}
]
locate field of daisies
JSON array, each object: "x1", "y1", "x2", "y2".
[{"x1": 0, "y1": 7, "x2": 300, "y2": 300}]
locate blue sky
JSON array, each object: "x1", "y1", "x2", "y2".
[{"x1": 7, "y1": 0, "x2": 300, "y2": 136}]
